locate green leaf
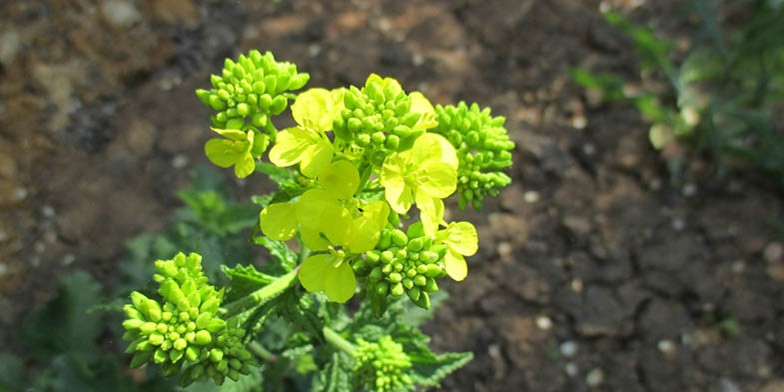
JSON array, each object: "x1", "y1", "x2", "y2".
[
  {"x1": 182, "y1": 368, "x2": 262, "y2": 392},
  {"x1": 222, "y1": 264, "x2": 277, "y2": 304},
  {"x1": 408, "y1": 351, "x2": 473, "y2": 388},
  {"x1": 252, "y1": 236, "x2": 298, "y2": 273},
  {"x1": 22, "y1": 271, "x2": 103, "y2": 362},
  {"x1": 312, "y1": 352, "x2": 352, "y2": 392}
]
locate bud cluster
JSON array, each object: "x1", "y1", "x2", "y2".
[
  {"x1": 431, "y1": 102, "x2": 515, "y2": 210},
  {"x1": 196, "y1": 50, "x2": 310, "y2": 129},
  {"x1": 332, "y1": 77, "x2": 425, "y2": 164},
  {"x1": 352, "y1": 336, "x2": 414, "y2": 392},
  {"x1": 354, "y1": 228, "x2": 447, "y2": 313},
  {"x1": 122, "y1": 252, "x2": 255, "y2": 386}
]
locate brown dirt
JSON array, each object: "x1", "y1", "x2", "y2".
[{"x1": 1, "y1": 0, "x2": 783, "y2": 391}]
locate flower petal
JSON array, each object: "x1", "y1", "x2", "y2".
[
  {"x1": 442, "y1": 221, "x2": 478, "y2": 256},
  {"x1": 418, "y1": 161, "x2": 457, "y2": 199},
  {"x1": 324, "y1": 261, "x2": 356, "y2": 303},
  {"x1": 259, "y1": 203, "x2": 298, "y2": 241},
  {"x1": 268, "y1": 127, "x2": 316, "y2": 167},
  {"x1": 205, "y1": 139, "x2": 244, "y2": 168},
  {"x1": 415, "y1": 193, "x2": 444, "y2": 237},
  {"x1": 291, "y1": 88, "x2": 338, "y2": 132},
  {"x1": 300, "y1": 138, "x2": 333, "y2": 178},
  {"x1": 444, "y1": 248, "x2": 468, "y2": 281},
  {"x1": 298, "y1": 254, "x2": 330, "y2": 293},
  {"x1": 319, "y1": 160, "x2": 359, "y2": 200},
  {"x1": 380, "y1": 155, "x2": 413, "y2": 214}
]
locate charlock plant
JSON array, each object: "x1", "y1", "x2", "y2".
[{"x1": 122, "y1": 50, "x2": 515, "y2": 390}]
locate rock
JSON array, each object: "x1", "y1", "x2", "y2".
[
  {"x1": 760, "y1": 380, "x2": 784, "y2": 392},
  {"x1": 572, "y1": 286, "x2": 630, "y2": 337},
  {"x1": 101, "y1": 0, "x2": 142, "y2": 28},
  {"x1": 638, "y1": 299, "x2": 692, "y2": 342},
  {"x1": 586, "y1": 368, "x2": 604, "y2": 387},
  {"x1": 764, "y1": 242, "x2": 784, "y2": 264},
  {"x1": 0, "y1": 30, "x2": 21, "y2": 66},
  {"x1": 124, "y1": 119, "x2": 156, "y2": 156},
  {"x1": 560, "y1": 341, "x2": 577, "y2": 357}
]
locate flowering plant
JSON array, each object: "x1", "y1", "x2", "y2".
[{"x1": 122, "y1": 50, "x2": 514, "y2": 391}]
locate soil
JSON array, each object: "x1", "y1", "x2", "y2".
[{"x1": 1, "y1": 0, "x2": 783, "y2": 391}]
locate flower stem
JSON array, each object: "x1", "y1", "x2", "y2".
[
  {"x1": 323, "y1": 327, "x2": 356, "y2": 354},
  {"x1": 247, "y1": 341, "x2": 277, "y2": 363},
  {"x1": 220, "y1": 267, "x2": 299, "y2": 318}
]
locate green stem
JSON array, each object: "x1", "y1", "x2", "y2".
[
  {"x1": 220, "y1": 267, "x2": 299, "y2": 318},
  {"x1": 323, "y1": 327, "x2": 356, "y2": 354},
  {"x1": 247, "y1": 341, "x2": 277, "y2": 363}
]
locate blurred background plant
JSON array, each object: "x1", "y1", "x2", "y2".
[
  {"x1": 572, "y1": 0, "x2": 784, "y2": 188},
  {"x1": 0, "y1": 166, "x2": 260, "y2": 391}
]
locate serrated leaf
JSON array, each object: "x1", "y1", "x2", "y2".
[
  {"x1": 182, "y1": 367, "x2": 262, "y2": 392},
  {"x1": 222, "y1": 264, "x2": 277, "y2": 303},
  {"x1": 408, "y1": 351, "x2": 473, "y2": 388},
  {"x1": 22, "y1": 272, "x2": 103, "y2": 362},
  {"x1": 252, "y1": 236, "x2": 298, "y2": 273},
  {"x1": 312, "y1": 352, "x2": 352, "y2": 392}
]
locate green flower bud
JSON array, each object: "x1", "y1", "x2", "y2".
[{"x1": 195, "y1": 330, "x2": 212, "y2": 345}]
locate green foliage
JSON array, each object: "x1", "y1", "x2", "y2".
[
  {"x1": 574, "y1": 1, "x2": 784, "y2": 188},
  {"x1": 117, "y1": 49, "x2": 513, "y2": 391}
]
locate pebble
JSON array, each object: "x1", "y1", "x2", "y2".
[
  {"x1": 586, "y1": 368, "x2": 604, "y2": 387},
  {"x1": 0, "y1": 261, "x2": 7, "y2": 277},
  {"x1": 523, "y1": 191, "x2": 539, "y2": 203},
  {"x1": 0, "y1": 230, "x2": 7, "y2": 242},
  {"x1": 657, "y1": 340, "x2": 676, "y2": 355},
  {"x1": 560, "y1": 341, "x2": 577, "y2": 357},
  {"x1": 565, "y1": 362, "x2": 578, "y2": 377},
  {"x1": 42, "y1": 205, "x2": 56, "y2": 218},
  {"x1": 719, "y1": 378, "x2": 741, "y2": 392},
  {"x1": 101, "y1": 0, "x2": 142, "y2": 28},
  {"x1": 62, "y1": 254, "x2": 75, "y2": 266},
  {"x1": 535, "y1": 315, "x2": 552, "y2": 330},
  {"x1": 682, "y1": 183, "x2": 697, "y2": 197},
  {"x1": 731, "y1": 260, "x2": 746, "y2": 274},
  {"x1": 171, "y1": 154, "x2": 189, "y2": 169},
  {"x1": 412, "y1": 53, "x2": 424, "y2": 67},
  {"x1": 570, "y1": 278, "x2": 584, "y2": 293},
  {"x1": 497, "y1": 242, "x2": 513, "y2": 258},
  {"x1": 763, "y1": 242, "x2": 783, "y2": 263},
  {"x1": 14, "y1": 187, "x2": 28, "y2": 201},
  {"x1": 671, "y1": 218, "x2": 686, "y2": 231},
  {"x1": 0, "y1": 30, "x2": 21, "y2": 66}
]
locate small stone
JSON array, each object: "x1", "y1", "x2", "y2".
[
  {"x1": 101, "y1": 0, "x2": 142, "y2": 28},
  {"x1": 42, "y1": 205, "x2": 56, "y2": 218},
  {"x1": 535, "y1": 315, "x2": 552, "y2": 330},
  {"x1": 682, "y1": 183, "x2": 697, "y2": 197},
  {"x1": 560, "y1": 341, "x2": 577, "y2": 357},
  {"x1": 586, "y1": 368, "x2": 604, "y2": 387},
  {"x1": 63, "y1": 254, "x2": 75, "y2": 266},
  {"x1": 308, "y1": 44, "x2": 322, "y2": 58},
  {"x1": 657, "y1": 340, "x2": 676, "y2": 355},
  {"x1": 34, "y1": 242, "x2": 46, "y2": 254},
  {"x1": 0, "y1": 261, "x2": 7, "y2": 277},
  {"x1": 172, "y1": 154, "x2": 189, "y2": 169},
  {"x1": 523, "y1": 191, "x2": 539, "y2": 203},
  {"x1": 571, "y1": 115, "x2": 587, "y2": 129},
  {"x1": 565, "y1": 362, "x2": 578, "y2": 377},
  {"x1": 412, "y1": 53, "x2": 424, "y2": 66},
  {"x1": 763, "y1": 242, "x2": 783, "y2": 264},
  {"x1": 0, "y1": 230, "x2": 7, "y2": 242},
  {"x1": 570, "y1": 278, "x2": 584, "y2": 293},
  {"x1": 0, "y1": 30, "x2": 21, "y2": 66},
  {"x1": 719, "y1": 378, "x2": 741, "y2": 392},
  {"x1": 760, "y1": 380, "x2": 784, "y2": 392},
  {"x1": 731, "y1": 260, "x2": 746, "y2": 274},
  {"x1": 14, "y1": 187, "x2": 27, "y2": 201},
  {"x1": 497, "y1": 242, "x2": 513, "y2": 258},
  {"x1": 649, "y1": 178, "x2": 662, "y2": 191},
  {"x1": 671, "y1": 218, "x2": 686, "y2": 231}
]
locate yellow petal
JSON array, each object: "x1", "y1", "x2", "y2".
[
  {"x1": 259, "y1": 203, "x2": 298, "y2": 241},
  {"x1": 298, "y1": 254, "x2": 330, "y2": 293},
  {"x1": 268, "y1": 127, "x2": 315, "y2": 167},
  {"x1": 444, "y1": 249, "x2": 468, "y2": 281},
  {"x1": 443, "y1": 221, "x2": 478, "y2": 256},
  {"x1": 324, "y1": 261, "x2": 356, "y2": 303}
]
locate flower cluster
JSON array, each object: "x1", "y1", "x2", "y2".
[
  {"x1": 431, "y1": 102, "x2": 515, "y2": 210},
  {"x1": 352, "y1": 336, "x2": 413, "y2": 392},
  {"x1": 332, "y1": 75, "x2": 437, "y2": 165},
  {"x1": 196, "y1": 50, "x2": 310, "y2": 178},
  {"x1": 121, "y1": 252, "x2": 255, "y2": 386},
  {"x1": 253, "y1": 74, "x2": 506, "y2": 310}
]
